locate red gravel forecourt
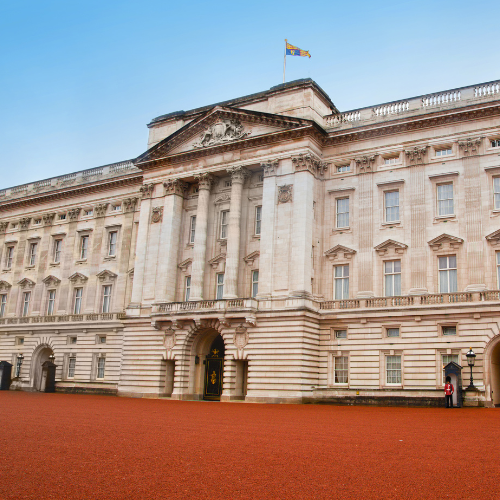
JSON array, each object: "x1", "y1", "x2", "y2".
[{"x1": 1, "y1": 392, "x2": 499, "y2": 500}]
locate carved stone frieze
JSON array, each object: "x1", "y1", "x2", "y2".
[
  {"x1": 193, "y1": 119, "x2": 249, "y2": 148},
  {"x1": 19, "y1": 217, "x2": 31, "y2": 230},
  {"x1": 227, "y1": 166, "x2": 251, "y2": 184},
  {"x1": 277, "y1": 185, "x2": 293, "y2": 204},
  {"x1": 261, "y1": 160, "x2": 279, "y2": 177},
  {"x1": 42, "y1": 213, "x2": 55, "y2": 226},
  {"x1": 355, "y1": 155, "x2": 377, "y2": 173},
  {"x1": 215, "y1": 193, "x2": 231, "y2": 205},
  {"x1": 0, "y1": 222, "x2": 8, "y2": 233},
  {"x1": 163, "y1": 179, "x2": 189, "y2": 197},
  {"x1": 194, "y1": 173, "x2": 215, "y2": 191},
  {"x1": 405, "y1": 146, "x2": 428, "y2": 165},
  {"x1": 123, "y1": 197, "x2": 138, "y2": 213},
  {"x1": 292, "y1": 153, "x2": 329, "y2": 177},
  {"x1": 42, "y1": 275, "x2": 61, "y2": 287},
  {"x1": 140, "y1": 183, "x2": 155, "y2": 199},
  {"x1": 93, "y1": 204, "x2": 108, "y2": 218},
  {"x1": 458, "y1": 137, "x2": 483, "y2": 156},
  {"x1": 67, "y1": 208, "x2": 81, "y2": 221},
  {"x1": 151, "y1": 207, "x2": 163, "y2": 223}
]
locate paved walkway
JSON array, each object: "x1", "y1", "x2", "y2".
[{"x1": 1, "y1": 392, "x2": 499, "y2": 499}]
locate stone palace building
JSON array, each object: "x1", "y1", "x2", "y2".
[{"x1": 2, "y1": 78, "x2": 500, "y2": 406}]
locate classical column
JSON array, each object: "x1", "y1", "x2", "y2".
[
  {"x1": 223, "y1": 167, "x2": 250, "y2": 299},
  {"x1": 189, "y1": 173, "x2": 214, "y2": 301},
  {"x1": 155, "y1": 179, "x2": 188, "y2": 302}
]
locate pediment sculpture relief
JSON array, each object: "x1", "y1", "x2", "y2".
[{"x1": 193, "y1": 119, "x2": 249, "y2": 148}]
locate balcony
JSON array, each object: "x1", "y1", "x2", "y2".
[
  {"x1": 152, "y1": 298, "x2": 257, "y2": 315},
  {"x1": 0, "y1": 312, "x2": 126, "y2": 325}
]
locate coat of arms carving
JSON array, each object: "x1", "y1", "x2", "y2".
[{"x1": 194, "y1": 119, "x2": 249, "y2": 148}]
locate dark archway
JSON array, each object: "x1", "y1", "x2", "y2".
[{"x1": 203, "y1": 335, "x2": 225, "y2": 401}]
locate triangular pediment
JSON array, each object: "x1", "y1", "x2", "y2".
[
  {"x1": 428, "y1": 233, "x2": 464, "y2": 250},
  {"x1": 135, "y1": 107, "x2": 314, "y2": 165},
  {"x1": 0, "y1": 280, "x2": 12, "y2": 291},
  {"x1": 18, "y1": 278, "x2": 36, "y2": 289},
  {"x1": 42, "y1": 275, "x2": 61, "y2": 287},
  {"x1": 68, "y1": 272, "x2": 88, "y2": 284},
  {"x1": 324, "y1": 245, "x2": 356, "y2": 260},
  {"x1": 96, "y1": 270, "x2": 118, "y2": 281},
  {"x1": 486, "y1": 229, "x2": 500, "y2": 245},
  {"x1": 208, "y1": 253, "x2": 226, "y2": 268},
  {"x1": 178, "y1": 258, "x2": 192, "y2": 272},
  {"x1": 374, "y1": 239, "x2": 408, "y2": 255},
  {"x1": 243, "y1": 251, "x2": 260, "y2": 265}
]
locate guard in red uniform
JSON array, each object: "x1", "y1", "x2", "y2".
[{"x1": 444, "y1": 376, "x2": 454, "y2": 408}]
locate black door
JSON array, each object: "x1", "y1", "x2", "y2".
[{"x1": 203, "y1": 335, "x2": 225, "y2": 400}]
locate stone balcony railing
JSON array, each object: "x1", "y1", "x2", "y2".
[
  {"x1": 152, "y1": 298, "x2": 257, "y2": 315},
  {"x1": 324, "y1": 79, "x2": 500, "y2": 129},
  {"x1": 319, "y1": 291, "x2": 500, "y2": 310},
  {"x1": 0, "y1": 312, "x2": 126, "y2": 325}
]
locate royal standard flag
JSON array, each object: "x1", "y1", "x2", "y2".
[{"x1": 286, "y1": 42, "x2": 311, "y2": 58}]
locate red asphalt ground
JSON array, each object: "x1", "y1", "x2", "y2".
[{"x1": 1, "y1": 392, "x2": 499, "y2": 500}]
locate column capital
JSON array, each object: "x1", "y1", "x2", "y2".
[
  {"x1": 163, "y1": 179, "x2": 189, "y2": 197},
  {"x1": 404, "y1": 146, "x2": 427, "y2": 165},
  {"x1": 458, "y1": 136, "x2": 484, "y2": 157},
  {"x1": 355, "y1": 155, "x2": 377, "y2": 174},
  {"x1": 194, "y1": 173, "x2": 215, "y2": 191},
  {"x1": 140, "y1": 183, "x2": 155, "y2": 199},
  {"x1": 261, "y1": 160, "x2": 279, "y2": 177},
  {"x1": 292, "y1": 153, "x2": 328, "y2": 178},
  {"x1": 227, "y1": 166, "x2": 251, "y2": 183}
]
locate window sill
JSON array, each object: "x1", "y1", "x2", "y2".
[
  {"x1": 2, "y1": 268, "x2": 12, "y2": 272},
  {"x1": 332, "y1": 227, "x2": 351, "y2": 235},
  {"x1": 186, "y1": 243, "x2": 194, "y2": 248},
  {"x1": 75, "y1": 259, "x2": 87, "y2": 264},
  {"x1": 50, "y1": 262, "x2": 60, "y2": 267},
  {"x1": 24, "y1": 265, "x2": 35, "y2": 270},
  {"x1": 252, "y1": 234, "x2": 261, "y2": 240},
  {"x1": 103, "y1": 256, "x2": 116, "y2": 261},
  {"x1": 433, "y1": 215, "x2": 456, "y2": 223},
  {"x1": 381, "y1": 221, "x2": 401, "y2": 228}
]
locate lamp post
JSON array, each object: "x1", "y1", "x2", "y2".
[
  {"x1": 16, "y1": 354, "x2": 24, "y2": 378},
  {"x1": 48, "y1": 354, "x2": 55, "y2": 364},
  {"x1": 465, "y1": 348, "x2": 476, "y2": 390}
]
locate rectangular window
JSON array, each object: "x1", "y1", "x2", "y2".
[
  {"x1": 386, "y1": 355, "x2": 401, "y2": 384},
  {"x1": 15, "y1": 355, "x2": 23, "y2": 378},
  {"x1": 80, "y1": 235, "x2": 89, "y2": 259},
  {"x1": 442, "y1": 326, "x2": 457, "y2": 336},
  {"x1": 438, "y1": 255, "x2": 457, "y2": 293},
  {"x1": 335, "y1": 329, "x2": 347, "y2": 339},
  {"x1": 384, "y1": 157, "x2": 399, "y2": 165},
  {"x1": 5, "y1": 246, "x2": 14, "y2": 268},
  {"x1": 387, "y1": 327, "x2": 400, "y2": 338},
  {"x1": 28, "y1": 242, "x2": 37, "y2": 266},
  {"x1": 111, "y1": 204, "x2": 121, "y2": 212},
  {"x1": 53, "y1": 239, "x2": 62, "y2": 263},
  {"x1": 98, "y1": 336, "x2": 106, "y2": 344},
  {"x1": 220, "y1": 211, "x2": 229, "y2": 239},
  {"x1": 384, "y1": 260, "x2": 401, "y2": 296},
  {"x1": 437, "y1": 183, "x2": 454, "y2": 216},
  {"x1": 102, "y1": 285, "x2": 112, "y2": 313},
  {"x1": 497, "y1": 252, "x2": 500, "y2": 288},
  {"x1": 22, "y1": 291, "x2": 31, "y2": 317},
  {"x1": 69, "y1": 336, "x2": 77, "y2": 344},
  {"x1": 336, "y1": 198, "x2": 349, "y2": 228},
  {"x1": 334, "y1": 356, "x2": 348, "y2": 384},
  {"x1": 108, "y1": 231, "x2": 117, "y2": 256},
  {"x1": 0, "y1": 294, "x2": 6, "y2": 317},
  {"x1": 185, "y1": 276, "x2": 191, "y2": 301},
  {"x1": 67, "y1": 356, "x2": 76, "y2": 378},
  {"x1": 47, "y1": 290, "x2": 56, "y2": 316},
  {"x1": 83, "y1": 209, "x2": 93, "y2": 217},
  {"x1": 436, "y1": 148, "x2": 453, "y2": 157},
  {"x1": 334, "y1": 265, "x2": 349, "y2": 300},
  {"x1": 216, "y1": 273, "x2": 224, "y2": 300},
  {"x1": 73, "y1": 288, "x2": 83, "y2": 314},
  {"x1": 492, "y1": 139, "x2": 500, "y2": 148},
  {"x1": 189, "y1": 216, "x2": 196, "y2": 244},
  {"x1": 384, "y1": 191, "x2": 400, "y2": 222},
  {"x1": 58, "y1": 214, "x2": 66, "y2": 220},
  {"x1": 251, "y1": 270, "x2": 259, "y2": 298},
  {"x1": 494, "y1": 178, "x2": 500, "y2": 210},
  {"x1": 255, "y1": 206, "x2": 262, "y2": 235},
  {"x1": 442, "y1": 354, "x2": 459, "y2": 367},
  {"x1": 97, "y1": 357, "x2": 105, "y2": 379},
  {"x1": 336, "y1": 164, "x2": 350, "y2": 173}
]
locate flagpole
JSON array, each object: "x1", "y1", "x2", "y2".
[{"x1": 283, "y1": 39, "x2": 287, "y2": 83}]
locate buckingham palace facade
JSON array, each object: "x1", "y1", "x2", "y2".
[{"x1": 2, "y1": 78, "x2": 500, "y2": 406}]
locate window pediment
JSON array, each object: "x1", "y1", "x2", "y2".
[
  {"x1": 18, "y1": 278, "x2": 36, "y2": 289},
  {"x1": 243, "y1": 251, "x2": 260, "y2": 266},
  {"x1": 42, "y1": 275, "x2": 61, "y2": 287},
  {"x1": 96, "y1": 270, "x2": 118, "y2": 282},
  {"x1": 428, "y1": 233, "x2": 464, "y2": 251},
  {"x1": 0, "y1": 280, "x2": 12, "y2": 292},
  {"x1": 486, "y1": 229, "x2": 500, "y2": 246},
  {"x1": 68, "y1": 272, "x2": 88, "y2": 284},
  {"x1": 178, "y1": 258, "x2": 192, "y2": 273},
  {"x1": 324, "y1": 245, "x2": 356, "y2": 261},
  {"x1": 374, "y1": 239, "x2": 408, "y2": 256},
  {"x1": 208, "y1": 253, "x2": 226, "y2": 270}
]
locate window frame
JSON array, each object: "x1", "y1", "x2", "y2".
[
  {"x1": 21, "y1": 291, "x2": 31, "y2": 317},
  {"x1": 216, "y1": 273, "x2": 224, "y2": 300},
  {"x1": 384, "y1": 190, "x2": 400, "y2": 223},
  {"x1": 67, "y1": 355, "x2": 76, "y2": 379},
  {"x1": 79, "y1": 234, "x2": 89, "y2": 260},
  {"x1": 53, "y1": 239, "x2": 63, "y2": 264},
  {"x1": 436, "y1": 182, "x2": 455, "y2": 217},
  {"x1": 334, "y1": 265, "x2": 349, "y2": 300},
  {"x1": 336, "y1": 164, "x2": 351, "y2": 173},
  {"x1": 73, "y1": 287, "x2": 83, "y2": 315},
  {"x1": 101, "y1": 284, "x2": 112, "y2": 313},
  {"x1": 255, "y1": 206, "x2": 262, "y2": 236},
  {"x1": 219, "y1": 210, "x2": 229, "y2": 240},
  {"x1": 5, "y1": 245, "x2": 15, "y2": 269},
  {"x1": 334, "y1": 329, "x2": 347, "y2": 339},
  {"x1": 435, "y1": 147, "x2": 453, "y2": 157},
  {"x1": 386, "y1": 354, "x2": 402, "y2": 385},
  {"x1": 335, "y1": 197, "x2": 350, "y2": 229},
  {"x1": 251, "y1": 270, "x2": 259, "y2": 298},
  {"x1": 189, "y1": 216, "x2": 196, "y2": 244},
  {"x1": 438, "y1": 255, "x2": 458, "y2": 293},
  {"x1": 333, "y1": 355, "x2": 349, "y2": 385},
  {"x1": 28, "y1": 242, "x2": 38, "y2": 266},
  {"x1": 107, "y1": 231, "x2": 118, "y2": 257},
  {"x1": 384, "y1": 260, "x2": 402, "y2": 297},
  {"x1": 0, "y1": 293, "x2": 6, "y2": 317},
  {"x1": 185, "y1": 276, "x2": 191, "y2": 301},
  {"x1": 493, "y1": 177, "x2": 500, "y2": 210},
  {"x1": 497, "y1": 251, "x2": 500, "y2": 289},
  {"x1": 46, "y1": 289, "x2": 56, "y2": 316},
  {"x1": 96, "y1": 355, "x2": 106, "y2": 380}
]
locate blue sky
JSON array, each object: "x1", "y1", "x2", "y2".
[{"x1": 1, "y1": 0, "x2": 499, "y2": 189}]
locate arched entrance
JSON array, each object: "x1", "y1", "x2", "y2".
[
  {"x1": 30, "y1": 345, "x2": 54, "y2": 391},
  {"x1": 203, "y1": 335, "x2": 225, "y2": 401},
  {"x1": 489, "y1": 340, "x2": 500, "y2": 407}
]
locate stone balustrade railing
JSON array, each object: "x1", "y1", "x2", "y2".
[
  {"x1": 0, "y1": 312, "x2": 126, "y2": 325},
  {"x1": 153, "y1": 298, "x2": 257, "y2": 314},
  {"x1": 325, "y1": 79, "x2": 500, "y2": 129},
  {"x1": 0, "y1": 160, "x2": 139, "y2": 201}
]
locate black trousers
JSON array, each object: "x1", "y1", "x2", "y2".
[{"x1": 445, "y1": 395, "x2": 453, "y2": 408}]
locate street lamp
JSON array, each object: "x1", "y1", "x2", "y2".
[
  {"x1": 48, "y1": 354, "x2": 55, "y2": 364},
  {"x1": 15, "y1": 354, "x2": 24, "y2": 378},
  {"x1": 465, "y1": 348, "x2": 476, "y2": 390}
]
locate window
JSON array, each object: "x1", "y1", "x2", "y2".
[
  {"x1": 80, "y1": 235, "x2": 89, "y2": 259},
  {"x1": 251, "y1": 270, "x2": 259, "y2": 298},
  {"x1": 336, "y1": 164, "x2": 350, "y2": 173},
  {"x1": 69, "y1": 336, "x2": 77, "y2": 345},
  {"x1": 437, "y1": 183, "x2": 454, "y2": 216},
  {"x1": 33, "y1": 219, "x2": 41, "y2": 226},
  {"x1": 16, "y1": 337, "x2": 24, "y2": 345},
  {"x1": 492, "y1": 140, "x2": 500, "y2": 148},
  {"x1": 220, "y1": 211, "x2": 229, "y2": 239},
  {"x1": 224, "y1": 180, "x2": 232, "y2": 188},
  {"x1": 58, "y1": 214, "x2": 66, "y2": 220},
  {"x1": 97, "y1": 356, "x2": 106, "y2": 379},
  {"x1": 47, "y1": 290, "x2": 56, "y2": 316},
  {"x1": 22, "y1": 292, "x2": 31, "y2": 317},
  {"x1": 384, "y1": 191, "x2": 399, "y2": 222},
  {"x1": 73, "y1": 288, "x2": 83, "y2": 314},
  {"x1": 98, "y1": 336, "x2": 106, "y2": 344},
  {"x1": 189, "y1": 216, "x2": 196, "y2": 244},
  {"x1": 438, "y1": 255, "x2": 457, "y2": 293},
  {"x1": 216, "y1": 273, "x2": 224, "y2": 300},
  {"x1": 436, "y1": 148, "x2": 453, "y2": 157},
  {"x1": 0, "y1": 294, "x2": 6, "y2": 317},
  {"x1": 102, "y1": 285, "x2": 112, "y2": 313},
  {"x1": 386, "y1": 355, "x2": 401, "y2": 384},
  {"x1": 67, "y1": 356, "x2": 76, "y2": 378},
  {"x1": 255, "y1": 206, "x2": 262, "y2": 235},
  {"x1": 384, "y1": 156, "x2": 399, "y2": 165},
  {"x1": 185, "y1": 276, "x2": 191, "y2": 301},
  {"x1": 442, "y1": 353, "x2": 459, "y2": 367},
  {"x1": 53, "y1": 239, "x2": 62, "y2": 263},
  {"x1": 10, "y1": 223, "x2": 18, "y2": 229},
  {"x1": 336, "y1": 198, "x2": 349, "y2": 228},
  {"x1": 334, "y1": 356, "x2": 348, "y2": 384},
  {"x1": 387, "y1": 327, "x2": 400, "y2": 338},
  {"x1": 384, "y1": 260, "x2": 401, "y2": 296},
  {"x1": 108, "y1": 231, "x2": 118, "y2": 256},
  {"x1": 335, "y1": 329, "x2": 347, "y2": 339},
  {"x1": 111, "y1": 204, "x2": 121, "y2": 212},
  {"x1": 15, "y1": 355, "x2": 23, "y2": 378},
  {"x1": 83, "y1": 209, "x2": 93, "y2": 217},
  {"x1": 494, "y1": 178, "x2": 500, "y2": 210},
  {"x1": 334, "y1": 265, "x2": 349, "y2": 300},
  {"x1": 497, "y1": 252, "x2": 500, "y2": 288},
  {"x1": 5, "y1": 246, "x2": 14, "y2": 268},
  {"x1": 442, "y1": 326, "x2": 457, "y2": 336},
  {"x1": 28, "y1": 242, "x2": 37, "y2": 266}
]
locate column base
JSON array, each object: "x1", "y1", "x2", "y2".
[{"x1": 408, "y1": 288, "x2": 428, "y2": 295}]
